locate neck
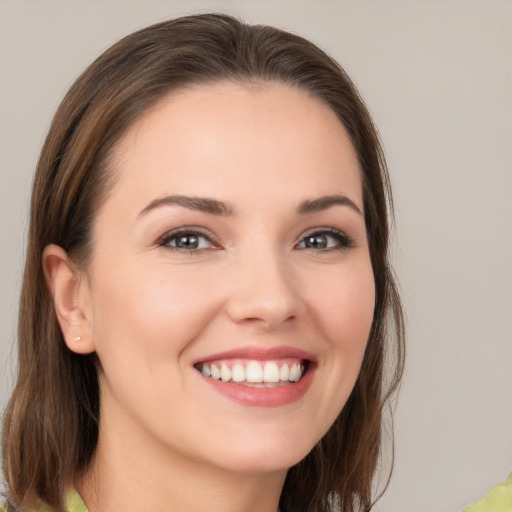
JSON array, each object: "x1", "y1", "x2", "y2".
[{"x1": 76, "y1": 407, "x2": 286, "y2": 512}]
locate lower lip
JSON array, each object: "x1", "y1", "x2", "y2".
[{"x1": 199, "y1": 366, "x2": 315, "y2": 408}]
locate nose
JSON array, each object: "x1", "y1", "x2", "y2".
[{"x1": 225, "y1": 247, "x2": 302, "y2": 330}]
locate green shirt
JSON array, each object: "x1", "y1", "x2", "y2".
[
  {"x1": 463, "y1": 473, "x2": 512, "y2": 512},
  {"x1": 0, "y1": 490, "x2": 88, "y2": 512},
  {"x1": 2, "y1": 475, "x2": 512, "y2": 511}
]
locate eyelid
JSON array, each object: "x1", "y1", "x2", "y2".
[
  {"x1": 157, "y1": 226, "x2": 221, "y2": 250},
  {"x1": 155, "y1": 225, "x2": 354, "y2": 252},
  {"x1": 296, "y1": 227, "x2": 354, "y2": 249}
]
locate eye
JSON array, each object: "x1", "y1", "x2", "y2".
[
  {"x1": 158, "y1": 229, "x2": 217, "y2": 251},
  {"x1": 296, "y1": 228, "x2": 353, "y2": 250}
]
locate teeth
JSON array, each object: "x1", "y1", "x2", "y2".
[
  {"x1": 289, "y1": 363, "x2": 302, "y2": 382},
  {"x1": 279, "y1": 364, "x2": 289, "y2": 381},
  {"x1": 263, "y1": 362, "x2": 280, "y2": 383},
  {"x1": 210, "y1": 364, "x2": 221, "y2": 380},
  {"x1": 220, "y1": 364, "x2": 231, "y2": 382},
  {"x1": 246, "y1": 361, "x2": 263, "y2": 383},
  {"x1": 198, "y1": 360, "x2": 306, "y2": 384},
  {"x1": 231, "y1": 363, "x2": 245, "y2": 382}
]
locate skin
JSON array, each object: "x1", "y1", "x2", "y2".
[{"x1": 44, "y1": 82, "x2": 375, "y2": 512}]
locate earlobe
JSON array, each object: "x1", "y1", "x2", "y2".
[{"x1": 42, "y1": 244, "x2": 96, "y2": 354}]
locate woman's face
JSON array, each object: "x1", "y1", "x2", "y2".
[{"x1": 80, "y1": 82, "x2": 375, "y2": 474}]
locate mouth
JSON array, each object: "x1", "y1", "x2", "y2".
[
  {"x1": 193, "y1": 347, "x2": 316, "y2": 407},
  {"x1": 194, "y1": 358, "x2": 309, "y2": 388}
]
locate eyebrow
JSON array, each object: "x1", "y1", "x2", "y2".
[
  {"x1": 297, "y1": 195, "x2": 362, "y2": 216},
  {"x1": 138, "y1": 193, "x2": 362, "y2": 218},
  {"x1": 138, "y1": 195, "x2": 234, "y2": 217}
]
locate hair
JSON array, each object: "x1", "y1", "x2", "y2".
[{"x1": 1, "y1": 13, "x2": 405, "y2": 512}]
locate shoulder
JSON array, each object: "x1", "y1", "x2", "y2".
[
  {"x1": 464, "y1": 473, "x2": 512, "y2": 512},
  {"x1": 0, "y1": 489, "x2": 88, "y2": 512},
  {"x1": 65, "y1": 489, "x2": 89, "y2": 512}
]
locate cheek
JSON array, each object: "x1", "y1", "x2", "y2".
[
  {"x1": 295, "y1": 258, "x2": 375, "y2": 439},
  {"x1": 88, "y1": 262, "x2": 223, "y2": 364},
  {"x1": 308, "y1": 259, "x2": 375, "y2": 350}
]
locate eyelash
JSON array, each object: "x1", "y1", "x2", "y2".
[
  {"x1": 157, "y1": 228, "x2": 218, "y2": 254},
  {"x1": 157, "y1": 227, "x2": 354, "y2": 253},
  {"x1": 297, "y1": 227, "x2": 354, "y2": 251}
]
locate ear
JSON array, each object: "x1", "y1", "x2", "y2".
[{"x1": 42, "y1": 244, "x2": 96, "y2": 354}]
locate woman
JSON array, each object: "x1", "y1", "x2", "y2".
[{"x1": 1, "y1": 14, "x2": 404, "y2": 512}]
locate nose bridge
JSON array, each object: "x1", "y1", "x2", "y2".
[{"x1": 226, "y1": 239, "x2": 300, "y2": 328}]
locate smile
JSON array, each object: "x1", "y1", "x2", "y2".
[
  {"x1": 195, "y1": 359, "x2": 307, "y2": 387},
  {"x1": 193, "y1": 347, "x2": 316, "y2": 407}
]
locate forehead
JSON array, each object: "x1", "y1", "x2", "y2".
[{"x1": 106, "y1": 81, "x2": 363, "y2": 214}]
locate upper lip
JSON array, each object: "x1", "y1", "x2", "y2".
[{"x1": 194, "y1": 345, "x2": 316, "y2": 364}]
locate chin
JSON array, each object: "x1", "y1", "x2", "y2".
[{"x1": 207, "y1": 430, "x2": 317, "y2": 475}]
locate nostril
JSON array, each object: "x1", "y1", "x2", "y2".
[
  {"x1": 224, "y1": 262, "x2": 302, "y2": 328},
  {"x1": 236, "y1": 313, "x2": 297, "y2": 331},
  {"x1": 226, "y1": 297, "x2": 300, "y2": 328}
]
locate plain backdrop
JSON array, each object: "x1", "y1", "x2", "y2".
[{"x1": 1, "y1": 1, "x2": 511, "y2": 511}]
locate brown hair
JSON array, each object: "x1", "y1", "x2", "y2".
[{"x1": 1, "y1": 13, "x2": 405, "y2": 512}]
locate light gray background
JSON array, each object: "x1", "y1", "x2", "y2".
[{"x1": 1, "y1": 1, "x2": 511, "y2": 511}]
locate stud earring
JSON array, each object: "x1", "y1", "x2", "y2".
[{"x1": 74, "y1": 336, "x2": 81, "y2": 342}]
